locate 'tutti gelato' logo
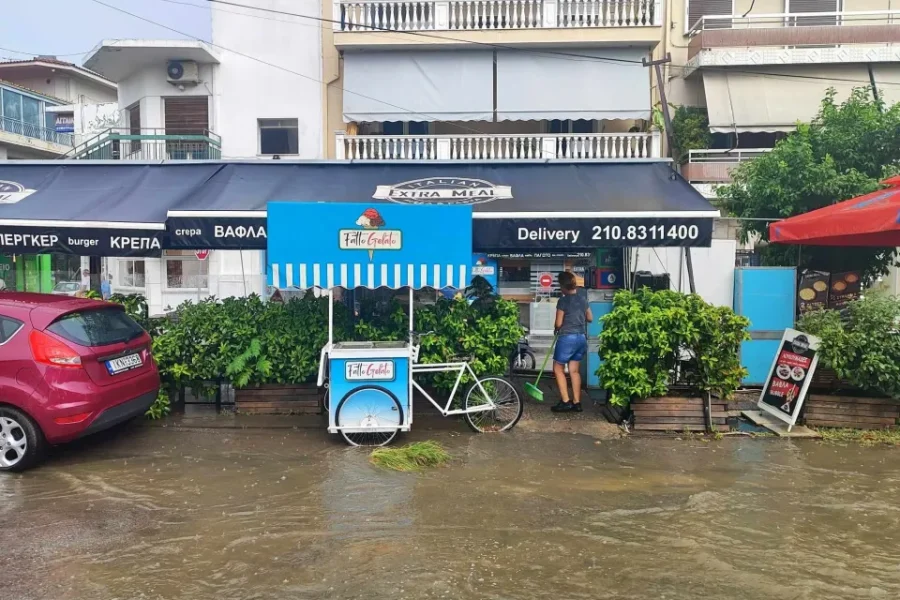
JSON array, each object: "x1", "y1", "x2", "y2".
[
  {"x1": 374, "y1": 177, "x2": 512, "y2": 205},
  {"x1": 339, "y1": 208, "x2": 402, "y2": 260},
  {"x1": 0, "y1": 181, "x2": 37, "y2": 205}
]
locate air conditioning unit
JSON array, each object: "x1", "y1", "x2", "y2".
[{"x1": 166, "y1": 60, "x2": 200, "y2": 84}]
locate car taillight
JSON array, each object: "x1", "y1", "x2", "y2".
[{"x1": 29, "y1": 330, "x2": 82, "y2": 368}]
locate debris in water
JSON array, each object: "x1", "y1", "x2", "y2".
[{"x1": 370, "y1": 441, "x2": 451, "y2": 472}]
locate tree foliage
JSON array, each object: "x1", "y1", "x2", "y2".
[
  {"x1": 719, "y1": 88, "x2": 900, "y2": 282},
  {"x1": 671, "y1": 106, "x2": 712, "y2": 165}
]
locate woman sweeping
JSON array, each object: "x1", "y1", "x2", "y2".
[{"x1": 551, "y1": 271, "x2": 592, "y2": 413}]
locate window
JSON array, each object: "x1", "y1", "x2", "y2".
[
  {"x1": 686, "y1": 0, "x2": 733, "y2": 32},
  {"x1": 259, "y1": 119, "x2": 299, "y2": 155},
  {"x1": 165, "y1": 250, "x2": 209, "y2": 289},
  {"x1": 1, "y1": 88, "x2": 22, "y2": 121},
  {"x1": 788, "y1": 0, "x2": 840, "y2": 27},
  {"x1": 0, "y1": 316, "x2": 23, "y2": 345},
  {"x1": 118, "y1": 259, "x2": 146, "y2": 288},
  {"x1": 48, "y1": 308, "x2": 143, "y2": 347}
]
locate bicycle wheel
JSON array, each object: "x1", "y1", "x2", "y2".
[
  {"x1": 463, "y1": 377, "x2": 523, "y2": 433},
  {"x1": 510, "y1": 349, "x2": 536, "y2": 372},
  {"x1": 334, "y1": 385, "x2": 403, "y2": 447}
]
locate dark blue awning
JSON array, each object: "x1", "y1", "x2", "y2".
[{"x1": 0, "y1": 161, "x2": 719, "y2": 255}]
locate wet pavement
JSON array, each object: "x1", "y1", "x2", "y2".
[{"x1": 2, "y1": 418, "x2": 900, "y2": 600}]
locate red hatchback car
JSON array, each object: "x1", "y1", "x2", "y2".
[{"x1": 0, "y1": 293, "x2": 159, "y2": 472}]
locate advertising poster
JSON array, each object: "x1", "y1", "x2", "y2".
[
  {"x1": 797, "y1": 270, "x2": 830, "y2": 314},
  {"x1": 828, "y1": 271, "x2": 862, "y2": 309},
  {"x1": 758, "y1": 328, "x2": 821, "y2": 430}
]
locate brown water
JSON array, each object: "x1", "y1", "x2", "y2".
[{"x1": 2, "y1": 422, "x2": 900, "y2": 600}]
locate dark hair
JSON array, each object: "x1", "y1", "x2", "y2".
[{"x1": 558, "y1": 271, "x2": 577, "y2": 291}]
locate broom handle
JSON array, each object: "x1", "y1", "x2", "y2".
[{"x1": 533, "y1": 335, "x2": 557, "y2": 385}]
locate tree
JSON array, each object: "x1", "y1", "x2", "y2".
[{"x1": 719, "y1": 88, "x2": 900, "y2": 283}]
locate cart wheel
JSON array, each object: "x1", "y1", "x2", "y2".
[
  {"x1": 335, "y1": 385, "x2": 403, "y2": 447},
  {"x1": 322, "y1": 384, "x2": 330, "y2": 413},
  {"x1": 463, "y1": 377, "x2": 523, "y2": 433}
]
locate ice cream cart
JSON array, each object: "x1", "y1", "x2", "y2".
[{"x1": 267, "y1": 201, "x2": 523, "y2": 446}]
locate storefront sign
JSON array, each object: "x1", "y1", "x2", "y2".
[
  {"x1": 797, "y1": 270, "x2": 830, "y2": 314},
  {"x1": 374, "y1": 178, "x2": 512, "y2": 205},
  {"x1": 486, "y1": 251, "x2": 593, "y2": 259},
  {"x1": 471, "y1": 254, "x2": 498, "y2": 290},
  {"x1": 473, "y1": 217, "x2": 714, "y2": 249},
  {"x1": 166, "y1": 217, "x2": 267, "y2": 249},
  {"x1": 345, "y1": 360, "x2": 395, "y2": 381},
  {"x1": 758, "y1": 328, "x2": 820, "y2": 430},
  {"x1": 55, "y1": 115, "x2": 75, "y2": 133},
  {"x1": 0, "y1": 226, "x2": 164, "y2": 257}
]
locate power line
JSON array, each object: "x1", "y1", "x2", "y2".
[
  {"x1": 0, "y1": 46, "x2": 93, "y2": 59},
  {"x1": 202, "y1": 0, "x2": 900, "y2": 88}
]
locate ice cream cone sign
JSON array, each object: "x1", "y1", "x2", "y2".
[{"x1": 356, "y1": 208, "x2": 385, "y2": 260}]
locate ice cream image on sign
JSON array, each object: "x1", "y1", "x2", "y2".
[{"x1": 356, "y1": 208, "x2": 385, "y2": 259}]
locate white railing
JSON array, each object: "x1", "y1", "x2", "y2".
[
  {"x1": 336, "y1": 131, "x2": 661, "y2": 160},
  {"x1": 335, "y1": 0, "x2": 660, "y2": 31},
  {"x1": 688, "y1": 148, "x2": 772, "y2": 163},
  {"x1": 689, "y1": 9, "x2": 900, "y2": 34}
]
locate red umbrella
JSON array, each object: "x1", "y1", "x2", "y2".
[{"x1": 769, "y1": 175, "x2": 900, "y2": 246}]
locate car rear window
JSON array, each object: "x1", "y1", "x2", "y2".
[{"x1": 47, "y1": 308, "x2": 144, "y2": 347}]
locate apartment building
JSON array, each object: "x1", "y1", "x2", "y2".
[
  {"x1": 668, "y1": 0, "x2": 899, "y2": 195},
  {"x1": 0, "y1": 57, "x2": 118, "y2": 159}
]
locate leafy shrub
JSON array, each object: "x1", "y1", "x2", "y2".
[
  {"x1": 798, "y1": 295, "x2": 900, "y2": 398},
  {"x1": 151, "y1": 290, "x2": 522, "y2": 394},
  {"x1": 598, "y1": 289, "x2": 750, "y2": 407},
  {"x1": 145, "y1": 389, "x2": 171, "y2": 420}
]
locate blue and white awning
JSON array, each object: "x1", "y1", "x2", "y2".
[
  {"x1": 271, "y1": 261, "x2": 470, "y2": 290},
  {"x1": 267, "y1": 202, "x2": 473, "y2": 290}
]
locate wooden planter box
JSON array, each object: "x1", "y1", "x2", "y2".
[
  {"x1": 234, "y1": 384, "x2": 321, "y2": 415},
  {"x1": 632, "y1": 396, "x2": 728, "y2": 433},
  {"x1": 803, "y1": 394, "x2": 900, "y2": 430}
]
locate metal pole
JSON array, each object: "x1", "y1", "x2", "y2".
[
  {"x1": 328, "y1": 288, "x2": 334, "y2": 347},
  {"x1": 684, "y1": 248, "x2": 697, "y2": 294},
  {"x1": 408, "y1": 287, "x2": 414, "y2": 346}
]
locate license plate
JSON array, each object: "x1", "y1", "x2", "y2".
[{"x1": 106, "y1": 353, "x2": 142, "y2": 375}]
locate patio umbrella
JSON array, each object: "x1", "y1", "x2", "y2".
[{"x1": 769, "y1": 175, "x2": 900, "y2": 247}]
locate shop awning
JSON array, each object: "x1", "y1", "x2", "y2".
[
  {"x1": 342, "y1": 51, "x2": 494, "y2": 122},
  {"x1": 769, "y1": 176, "x2": 900, "y2": 247},
  {"x1": 0, "y1": 161, "x2": 719, "y2": 255},
  {"x1": 166, "y1": 161, "x2": 719, "y2": 250},
  {"x1": 702, "y1": 66, "x2": 876, "y2": 133},
  {"x1": 0, "y1": 163, "x2": 220, "y2": 256},
  {"x1": 496, "y1": 48, "x2": 650, "y2": 121}
]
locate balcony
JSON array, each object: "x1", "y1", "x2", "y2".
[
  {"x1": 335, "y1": 131, "x2": 660, "y2": 160},
  {"x1": 0, "y1": 115, "x2": 75, "y2": 157},
  {"x1": 686, "y1": 10, "x2": 900, "y2": 72},
  {"x1": 332, "y1": 0, "x2": 662, "y2": 48},
  {"x1": 67, "y1": 128, "x2": 222, "y2": 161},
  {"x1": 682, "y1": 148, "x2": 771, "y2": 198}
]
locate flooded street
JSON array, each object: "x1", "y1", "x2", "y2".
[{"x1": 2, "y1": 421, "x2": 900, "y2": 600}]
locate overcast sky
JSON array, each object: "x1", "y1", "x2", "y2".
[{"x1": 0, "y1": 0, "x2": 212, "y2": 65}]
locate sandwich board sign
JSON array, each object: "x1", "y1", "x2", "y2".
[{"x1": 757, "y1": 328, "x2": 820, "y2": 431}]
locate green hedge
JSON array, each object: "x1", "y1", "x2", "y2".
[{"x1": 138, "y1": 291, "x2": 522, "y2": 396}]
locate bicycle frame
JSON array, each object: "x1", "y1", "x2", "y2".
[{"x1": 410, "y1": 361, "x2": 498, "y2": 417}]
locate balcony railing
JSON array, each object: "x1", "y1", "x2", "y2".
[
  {"x1": 336, "y1": 131, "x2": 661, "y2": 160},
  {"x1": 334, "y1": 0, "x2": 660, "y2": 32},
  {"x1": 682, "y1": 148, "x2": 771, "y2": 183},
  {"x1": 0, "y1": 115, "x2": 75, "y2": 148},
  {"x1": 689, "y1": 9, "x2": 900, "y2": 34},
  {"x1": 66, "y1": 128, "x2": 222, "y2": 161}
]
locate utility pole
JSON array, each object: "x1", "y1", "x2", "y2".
[{"x1": 643, "y1": 53, "x2": 697, "y2": 295}]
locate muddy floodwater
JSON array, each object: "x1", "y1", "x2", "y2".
[{"x1": 2, "y1": 421, "x2": 900, "y2": 600}]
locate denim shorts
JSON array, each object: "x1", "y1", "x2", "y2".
[{"x1": 553, "y1": 333, "x2": 587, "y2": 364}]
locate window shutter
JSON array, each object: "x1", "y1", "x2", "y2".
[
  {"x1": 788, "y1": 0, "x2": 840, "y2": 26},
  {"x1": 687, "y1": 0, "x2": 733, "y2": 32},
  {"x1": 164, "y1": 97, "x2": 209, "y2": 135}
]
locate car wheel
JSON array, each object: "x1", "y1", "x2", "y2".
[{"x1": 0, "y1": 407, "x2": 45, "y2": 473}]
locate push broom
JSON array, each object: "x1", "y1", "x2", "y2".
[{"x1": 523, "y1": 334, "x2": 558, "y2": 402}]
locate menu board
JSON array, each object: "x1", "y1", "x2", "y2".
[
  {"x1": 797, "y1": 270, "x2": 830, "y2": 314},
  {"x1": 758, "y1": 328, "x2": 821, "y2": 430},
  {"x1": 828, "y1": 271, "x2": 862, "y2": 309}
]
